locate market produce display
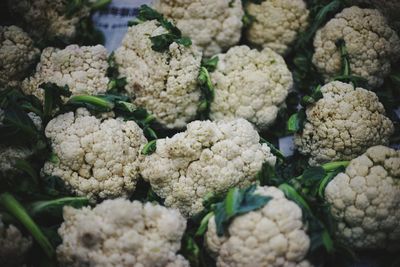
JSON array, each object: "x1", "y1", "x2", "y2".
[{"x1": 0, "y1": 1, "x2": 399, "y2": 267}]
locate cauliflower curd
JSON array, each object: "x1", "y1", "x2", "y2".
[
  {"x1": 294, "y1": 81, "x2": 394, "y2": 165},
  {"x1": 325, "y1": 146, "x2": 400, "y2": 250},
  {"x1": 205, "y1": 186, "x2": 312, "y2": 267},
  {"x1": 22, "y1": 44, "x2": 109, "y2": 103},
  {"x1": 57, "y1": 199, "x2": 189, "y2": 267},
  {"x1": 244, "y1": 0, "x2": 309, "y2": 55},
  {"x1": 115, "y1": 20, "x2": 202, "y2": 129},
  {"x1": 140, "y1": 118, "x2": 276, "y2": 217},
  {"x1": 154, "y1": 0, "x2": 244, "y2": 57},
  {"x1": 42, "y1": 108, "x2": 147, "y2": 201},
  {"x1": 0, "y1": 25, "x2": 39, "y2": 89},
  {"x1": 313, "y1": 6, "x2": 400, "y2": 89},
  {"x1": 210, "y1": 45, "x2": 293, "y2": 130}
]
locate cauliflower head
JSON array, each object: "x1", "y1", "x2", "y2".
[
  {"x1": 205, "y1": 186, "x2": 312, "y2": 267},
  {"x1": 22, "y1": 44, "x2": 109, "y2": 103},
  {"x1": 153, "y1": 0, "x2": 244, "y2": 57},
  {"x1": 115, "y1": 20, "x2": 202, "y2": 129},
  {"x1": 0, "y1": 25, "x2": 39, "y2": 89},
  {"x1": 0, "y1": 217, "x2": 32, "y2": 267},
  {"x1": 0, "y1": 146, "x2": 33, "y2": 178},
  {"x1": 7, "y1": 0, "x2": 90, "y2": 42},
  {"x1": 210, "y1": 45, "x2": 293, "y2": 130},
  {"x1": 244, "y1": 0, "x2": 309, "y2": 55},
  {"x1": 42, "y1": 108, "x2": 147, "y2": 201},
  {"x1": 312, "y1": 6, "x2": 400, "y2": 89},
  {"x1": 325, "y1": 145, "x2": 400, "y2": 250},
  {"x1": 57, "y1": 198, "x2": 189, "y2": 267},
  {"x1": 140, "y1": 118, "x2": 276, "y2": 217},
  {"x1": 294, "y1": 81, "x2": 394, "y2": 166}
]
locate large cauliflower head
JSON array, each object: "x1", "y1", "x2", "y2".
[
  {"x1": 115, "y1": 20, "x2": 202, "y2": 129},
  {"x1": 140, "y1": 118, "x2": 276, "y2": 217},
  {"x1": 325, "y1": 145, "x2": 400, "y2": 250},
  {"x1": 312, "y1": 6, "x2": 400, "y2": 89},
  {"x1": 0, "y1": 25, "x2": 39, "y2": 89},
  {"x1": 210, "y1": 45, "x2": 293, "y2": 130},
  {"x1": 294, "y1": 81, "x2": 394, "y2": 166},
  {"x1": 153, "y1": 0, "x2": 244, "y2": 57},
  {"x1": 0, "y1": 217, "x2": 32, "y2": 267},
  {"x1": 22, "y1": 44, "x2": 109, "y2": 103},
  {"x1": 42, "y1": 108, "x2": 147, "y2": 201},
  {"x1": 205, "y1": 186, "x2": 312, "y2": 267},
  {"x1": 57, "y1": 199, "x2": 189, "y2": 267},
  {"x1": 244, "y1": 0, "x2": 309, "y2": 55},
  {"x1": 7, "y1": 0, "x2": 90, "y2": 42}
]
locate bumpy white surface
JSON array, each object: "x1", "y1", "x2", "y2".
[
  {"x1": 294, "y1": 81, "x2": 394, "y2": 166},
  {"x1": 245, "y1": 0, "x2": 309, "y2": 55},
  {"x1": 325, "y1": 146, "x2": 400, "y2": 250},
  {"x1": 115, "y1": 20, "x2": 202, "y2": 129},
  {"x1": 205, "y1": 186, "x2": 312, "y2": 267},
  {"x1": 42, "y1": 108, "x2": 147, "y2": 201},
  {"x1": 153, "y1": 0, "x2": 244, "y2": 57},
  {"x1": 0, "y1": 217, "x2": 32, "y2": 267},
  {"x1": 210, "y1": 45, "x2": 293, "y2": 130},
  {"x1": 7, "y1": 0, "x2": 90, "y2": 41},
  {"x1": 312, "y1": 6, "x2": 400, "y2": 89},
  {"x1": 22, "y1": 44, "x2": 109, "y2": 103},
  {"x1": 57, "y1": 199, "x2": 189, "y2": 267},
  {"x1": 0, "y1": 25, "x2": 39, "y2": 88},
  {"x1": 140, "y1": 118, "x2": 276, "y2": 217}
]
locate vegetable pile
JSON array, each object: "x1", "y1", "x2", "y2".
[{"x1": 0, "y1": 1, "x2": 399, "y2": 266}]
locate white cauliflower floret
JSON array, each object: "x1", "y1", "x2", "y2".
[
  {"x1": 210, "y1": 45, "x2": 293, "y2": 130},
  {"x1": 205, "y1": 186, "x2": 312, "y2": 267},
  {"x1": 42, "y1": 108, "x2": 147, "y2": 201},
  {"x1": 0, "y1": 146, "x2": 33, "y2": 178},
  {"x1": 244, "y1": 0, "x2": 309, "y2": 55},
  {"x1": 325, "y1": 145, "x2": 400, "y2": 250},
  {"x1": 153, "y1": 0, "x2": 244, "y2": 57},
  {"x1": 7, "y1": 0, "x2": 90, "y2": 42},
  {"x1": 312, "y1": 6, "x2": 400, "y2": 89},
  {"x1": 22, "y1": 44, "x2": 109, "y2": 103},
  {"x1": 351, "y1": 0, "x2": 400, "y2": 31},
  {"x1": 0, "y1": 25, "x2": 39, "y2": 88},
  {"x1": 0, "y1": 217, "x2": 32, "y2": 267},
  {"x1": 57, "y1": 198, "x2": 189, "y2": 267},
  {"x1": 294, "y1": 81, "x2": 394, "y2": 166},
  {"x1": 115, "y1": 20, "x2": 202, "y2": 129},
  {"x1": 140, "y1": 118, "x2": 276, "y2": 217}
]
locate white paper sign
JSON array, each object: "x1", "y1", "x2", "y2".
[{"x1": 92, "y1": 0, "x2": 154, "y2": 52}]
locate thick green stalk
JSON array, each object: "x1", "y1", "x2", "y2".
[
  {"x1": 68, "y1": 95, "x2": 114, "y2": 110},
  {"x1": 0, "y1": 193, "x2": 55, "y2": 258},
  {"x1": 321, "y1": 161, "x2": 350, "y2": 172}
]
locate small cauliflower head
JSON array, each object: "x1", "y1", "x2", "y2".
[
  {"x1": 57, "y1": 199, "x2": 189, "y2": 267},
  {"x1": 210, "y1": 45, "x2": 293, "y2": 130},
  {"x1": 0, "y1": 217, "x2": 32, "y2": 267},
  {"x1": 7, "y1": 0, "x2": 90, "y2": 42},
  {"x1": 22, "y1": 44, "x2": 109, "y2": 103},
  {"x1": 244, "y1": 0, "x2": 309, "y2": 55},
  {"x1": 0, "y1": 146, "x2": 33, "y2": 178},
  {"x1": 115, "y1": 20, "x2": 202, "y2": 129},
  {"x1": 325, "y1": 146, "x2": 400, "y2": 250},
  {"x1": 312, "y1": 6, "x2": 400, "y2": 89},
  {"x1": 205, "y1": 186, "x2": 312, "y2": 267},
  {"x1": 140, "y1": 118, "x2": 276, "y2": 217},
  {"x1": 42, "y1": 108, "x2": 147, "y2": 201},
  {"x1": 294, "y1": 81, "x2": 394, "y2": 166},
  {"x1": 0, "y1": 25, "x2": 39, "y2": 88},
  {"x1": 154, "y1": 0, "x2": 244, "y2": 57}
]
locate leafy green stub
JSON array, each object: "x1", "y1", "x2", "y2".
[
  {"x1": 201, "y1": 56, "x2": 219, "y2": 73},
  {"x1": 287, "y1": 109, "x2": 306, "y2": 133},
  {"x1": 142, "y1": 140, "x2": 157, "y2": 155},
  {"x1": 40, "y1": 82, "x2": 72, "y2": 121},
  {"x1": 197, "y1": 67, "x2": 215, "y2": 119},
  {"x1": 129, "y1": 5, "x2": 192, "y2": 52},
  {"x1": 28, "y1": 197, "x2": 89, "y2": 220},
  {"x1": 107, "y1": 52, "x2": 127, "y2": 93},
  {"x1": 0, "y1": 192, "x2": 55, "y2": 259},
  {"x1": 213, "y1": 185, "x2": 271, "y2": 236}
]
